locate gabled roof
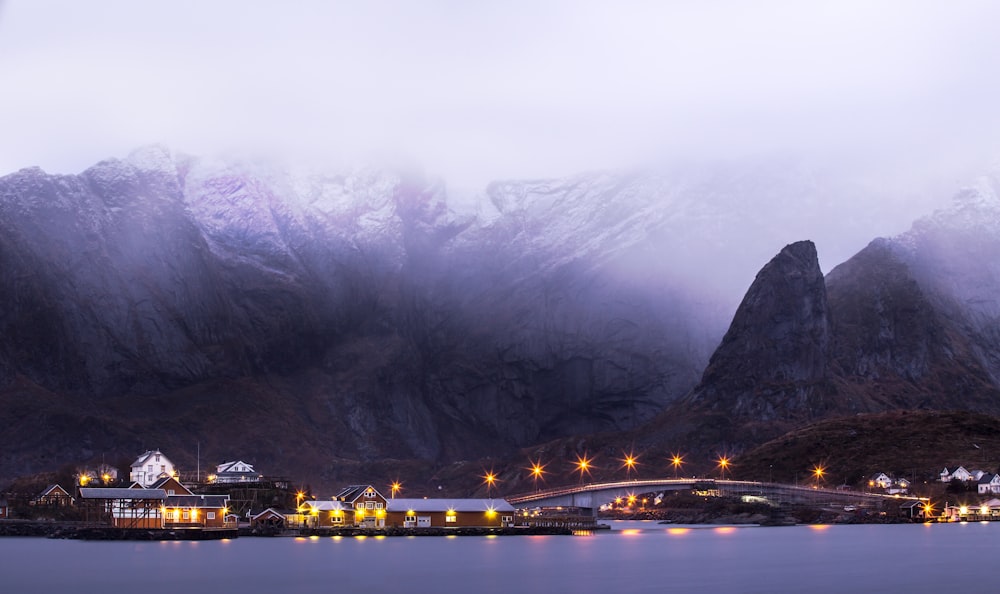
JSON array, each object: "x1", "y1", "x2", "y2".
[
  {"x1": 251, "y1": 508, "x2": 287, "y2": 521},
  {"x1": 39, "y1": 484, "x2": 71, "y2": 497},
  {"x1": 79, "y1": 488, "x2": 167, "y2": 500},
  {"x1": 217, "y1": 460, "x2": 256, "y2": 474},
  {"x1": 131, "y1": 449, "x2": 168, "y2": 468},
  {"x1": 335, "y1": 485, "x2": 385, "y2": 503},
  {"x1": 387, "y1": 498, "x2": 516, "y2": 513},
  {"x1": 148, "y1": 476, "x2": 193, "y2": 495},
  {"x1": 870, "y1": 472, "x2": 890, "y2": 480},
  {"x1": 302, "y1": 500, "x2": 350, "y2": 512},
  {"x1": 165, "y1": 494, "x2": 229, "y2": 508},
  {"x1": 979, "y1": 473, "x2": 996, "y2": 484}
]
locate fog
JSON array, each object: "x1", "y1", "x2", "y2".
[{"x1": 1, "y1": 1, "x2": 999, "y2": 276}]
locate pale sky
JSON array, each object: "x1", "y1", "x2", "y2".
[{"x1": 1, "y1": 0, "x2": 999, "y2": 191}]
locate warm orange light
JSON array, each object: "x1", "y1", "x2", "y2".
[
  {"x1": 575, "y1": 454, "x2": 593, "y2": 479},
  {"x1": 621, "y1": 451, "x2": 639, "y2": 476},
  {"x1": 529, "y1": 460, "x2": 545, "y2": 480},
  {"x1": 626, "y1": 493, "x2": 637, "y2": 506},
  {"x1": 79, "y1": 475, "x2": 90, "y2": 486},
  {"x1": 671, "y1": 455, "x2": 683, "y2": 469},
  {"x1": 614, "y1": 497, "x2": 623, "y2": 505},
  {"x1": 716, "y1": 456, "x2": 730, "y2": 478},
  {"x1": 960, "y1": 506, "x2": 969, "y2": 515},
  {"x1": 390, "y1": 482, "x2": 402, "y2": 498},
  {"x1": 485, "y1": 508, "x2": 497, "y2": 518},
  {"x1": 812, "y1": 464, "x2": 825, "y2": 480}
]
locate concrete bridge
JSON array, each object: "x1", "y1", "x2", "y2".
[{"x1": 505, "y1": 478, "x2": 920, "y2": 514}]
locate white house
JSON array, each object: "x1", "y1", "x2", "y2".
[
  {"x1": 130, "y1": 450, "x2": 176, "y2": 487},
  {"x1": 214, "y1": 460, "x2": 261, "y2": 484},
  {"x1": 941, "y1": 466, "x2": 973, "y2": 483},
  {"x1": 978, "y1": 473, "x2": 1000, "y2": 495},
  {"x1": 870, "y1": 473, "x2": 892, "y2": 489}
]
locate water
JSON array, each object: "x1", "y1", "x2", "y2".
[{"x1": 0, "y1": 521, "x2": 994, "y2": 593}]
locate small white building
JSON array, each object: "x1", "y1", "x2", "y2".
[
  {"x1": 130, "y1": 450, "x2": 176, "y2": 487},
  {"x1": 213, "y1": 461, "x2": 261, "y2": 484},
  {"x1": 941, "y1": 466, "x2": 973, "y2": 483},
  {"x1": 978, "y1": 473, "x2": 1000, "y2": 495}
]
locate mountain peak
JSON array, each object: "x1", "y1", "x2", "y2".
[{"x1": 683, "y1": 239, "x2": 830, "y2": 426}]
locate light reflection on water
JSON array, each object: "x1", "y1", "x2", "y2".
[{"x1": 0, "y1": 522, "x2": 996, "y2": 593}]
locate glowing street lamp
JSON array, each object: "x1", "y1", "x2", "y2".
[
  {"x1": 621, "y1": 451, "x2": 639, "y2": 480},
  {"x1": 483, "y1": 471, "x2": 497, "y2": 497},
  {"x1": 670, "y1": 454, "x2": 684, "y2": 479},
  {"x1": 390, "y1": 481, "x2": 402, "y2": 499},
  {"x1": 575, "y1": 454, "x2": 593, "y2": 483},
  {"x1": 528, "y1": 460, "x2": 546, "y2": 492},
  {"x1": 811, "y1": 464, "x2": 825, "y2": 486},
  {"x1": 717, "y1": 456, "x2": 730, "y2": 479}
]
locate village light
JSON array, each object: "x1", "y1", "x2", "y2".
[
  {"x1": 529, "y1": 459, "x2": 546, "y2": 492},
  {"x1": 390, "y1": 482, "x2": 402, "y2": 498},
  {"x1": 812, "y1": 464, "x2": 825, "y2": 483},
  {"x1": 575, "y1": 454, "x2": 593, "y2": 483},
  {"x1": 670, "y1": 454, "x2": 684, "y2": 479},
  {"x1": 717, "y1": 456, "x2": 730, "y2": 479},
  {"x1": 483, "y1": 471, "x2": 497, "y2": 497}
]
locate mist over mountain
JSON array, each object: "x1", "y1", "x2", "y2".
[
  {"x1": 2, "y1": 146, "x2": 998, "y2": 488},
  {"x1": 649, "y1": 174, "x2": 1000, "y2": 453}
]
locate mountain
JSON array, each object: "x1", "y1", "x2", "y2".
[
  {"x1": 645, "y1": 175, "x2": 1000, "y2": 455},
  {"x1": 0, "y1": 146, "x2": 743, "y2": 486}
]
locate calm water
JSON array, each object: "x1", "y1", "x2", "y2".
[{"x1": 0, "y1": 521, "x2": 995, "y2": 593}]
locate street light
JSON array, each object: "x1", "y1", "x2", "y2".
[
  {"x1": 621, "y1": 451, "x2": 639, "y2": 480},
  {"x1": 811, "y1": 464, "x2": 825, "y2": 487},
  {"x1": 575, "y1": 454, "x2": 593, "y2": 483},
  {"x1": 670, "y1": 454, "x2": 684, "y2": 479},
  {"x1": 482, "y1": 471, "x2": 497, "y2": 497},
  {"x1": 528, "y1": 460, "x2": 546, "y2": 492},
  {"x1": 390, "y1": 481, "x2": 402, "y2": 499},
  {"x1": 717, "y1": 456, "x2": 730, "y2": 480}
]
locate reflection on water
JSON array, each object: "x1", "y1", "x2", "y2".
[{"x1": 1, "y1": 523, "x2": 996, "y2": 593}]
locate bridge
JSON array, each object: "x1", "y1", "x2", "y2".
[{"x1": 505, "y1": 478, "x2": 921, "y2": 515}]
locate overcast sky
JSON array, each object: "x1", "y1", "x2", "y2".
[{"x1": 1, "y1": 1, "x2": 999, "y2": 192}]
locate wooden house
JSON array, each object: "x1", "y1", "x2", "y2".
[
  {"x1": 941, "y1": 466, "x2": 973, "y2": 483},
  {"x1": 32, "y1": 484, "x2": 74, "y2": 507},
  {"x1": 149, "y1": 476, "x2": 194, "y2": 497},
  {"x1": 386, "y1": 498, "x2": 516, "y2": 528},
  {"x1": 300, "y1": 500, "x2": 352, "y2": 528},
  {"x1": 130, "y1": 450, "x2": 176, "y2": 487},
  {"x1": 163, "y1": 494, "x2": 232, "y2": 529},
  {"x1": 78, "y1": 487, "x2": 166, "y2": 529},
  {"x1": 251, "y1": 508, "x2": 288, "y2": 530},
  {"x1": 978, "y1": 473, "x2": 1000, "y2": 495},
  {"x1": 334, "y1": 485, "x2": 388, "y2": 528}
]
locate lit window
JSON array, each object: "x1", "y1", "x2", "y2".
[
  {"x1": 446, "y1": 515, "x2": 457, "y2": 523},
  {"x1": 366, "y1": 502, "x2": 373, "y2": 509},
  {"x1": 376, "y1": 502, "x2": 383, "y2": 509}
]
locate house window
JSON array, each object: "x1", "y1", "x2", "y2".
[
  {"x1": 376, "y1": 502, "x2": 383, "y2": 509},
  {"x1": 207, "y1": 512, "x2": 215, "y2": 520},
  {"x1": 161, "y1": 465, "x2": 166, "y2": 473},
  {"x1": 182, "y1": 511, "x2": 190, "y2": 520},
  {"x1": 168, "y1": 490, "x2": 175, "y2": 495},
  {"x1": 332, "y1": 515, "x2": 343, "y2": 524},
  {"x1": 502, "y1": 516, "x2": 513, "y2": 524},
  {"x1": 147, "y1": 465, "x2": 153, "y2": 473},
  {"x1": 366, "y1": 502, "x2": 374, "y2": 509},
  {"x1": 155, "y1": 455, "x2": 161, "y2": 462},
  {"x1": 405, "y1": 515, "x2": 416, "y2": 523},
  {"x1": 446, "y1": 515, "x2": 457, "y2": 523}
]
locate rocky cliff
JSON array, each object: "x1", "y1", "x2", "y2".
[
  {"x1": 0, "y1": 147, "x2": 732, "y2": 484},
  {"x1": 653, "y1": 177, "x2": 1000, "y2": 453}
]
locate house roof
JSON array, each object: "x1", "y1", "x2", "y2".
[
  {"x1": 131, "y1": 450, "x2": 168, "y2": 468},
  {"x1": 979, "y1": 473, "x2": 996, "y2": 484},
  {"x1": 251, "y1": 508, "x2": 287, "y2": 521},
  {"x1": 39, "y1": 484, "x2": 71, "y2": 497},
  {"x1": 387, "y1": 498, "x2": 516, "y2": 513},
  {"x1": 79, "y1": 488, "x2": 167, "y2": 500},
  {"x1": 335, "y1": 485, "x2": 385, "y2": 503},
  {"x1": 165, "y1": 495, "x2": 229, "y2": 508},
  {"x1": 302, "y1": 501, "x2": 350, "y2": 512},
  {"x1": 148, "y1": 477, "x2": 194, "y2": 495},
  {"x1": 217, "y1": 460, "x2": 256, "y2": 474}
]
